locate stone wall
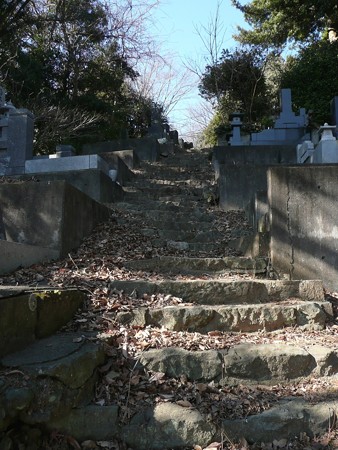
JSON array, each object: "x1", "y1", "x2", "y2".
[
  {"x1": 0, "y1": 181, "x2": 110, "y2": 258},
  {"x1": 218, "y1": 164, "x2": 270, "y2": 213},
  {"x1": 268, "y1": 165, "x2": 338, "y2": 290},
  {"x1": 213, "y1": 145, "x2": 297, "y2": 168}
]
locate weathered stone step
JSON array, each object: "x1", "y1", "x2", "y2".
[
  {"x1": 125, "y1": 179, "x2": 209, "y2": 188},
  {"x1": 141, "y1": 228, "x2": 225, "y2": 243},
  {"x1": 117, "y1": 218, "x2": 213, "y2": 232},
  {"x1": 115, "y1": 198, "x2": 202, "y2": 210},
  {"x1": 221, "y1": 398, "x2": 337, "y2": 446},
  {"x1": 0, "y1": 332, "x2": 105, "y2": 432},
  {"x1": 152, "y1": 239, "x2": 238, "y2": 253},
  {"x1": 114, "y1": 200, "x2": 205, "y2": 217},
  {"x1": 138, "y1": 343, "x2": 337, "y2": 383},
  {"x1": 123, "y1": 185, "x2": 204, "y2": 197},
  {"x1": 123, "y1": 191, "x2": 202, "y2": 202},
  {"x1": 116, "y1": 208, "x2": 213, "y2": 223},
  {"x1": 143, "y1": 159, "x2": 210, "y2": 170},
  {"x1": 45, "y1": 399, "x2": 337, "y2": 449},
  {"x1": 116, "y1": 301, "x2": 331, "y2": 333},
  {"x1": 136, "y1": 172, "x2": 211, "y2": 184},
  {"x1": 125, "y1": 256, "x2": 268, "y2": 274},
  {"x1": 109, "y1": 279, "x2": 324, "y2": 305}
]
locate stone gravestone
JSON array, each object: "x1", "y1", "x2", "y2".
[
  {"x1": 331, "y1": 96, "x2": 338, "y2": 139},
  {"x1": 147, "y1": 104, "x2": 164, "y2": 139},
  {"x1": 0, "y1": 87, "x2": 9, "y2": 174},
  {"x1": 250, "y1": 88, "x2": 307, "y2": 145},
  {"x1": 0, "y1": 86, "x2": 34, "y2": 176}
]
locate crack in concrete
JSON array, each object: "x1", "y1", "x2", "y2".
[{"x1": 286, "y1": 177, "x2": 295, "y2": 280}]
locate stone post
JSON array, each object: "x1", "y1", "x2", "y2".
[
  {"x1": 229, "y1": 112, "x2": 244, "y2": 146},
  {"x1": 312, "y1": 123, "x2": 338, "y2": 163}
]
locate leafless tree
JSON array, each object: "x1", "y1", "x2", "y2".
[
  {"x1": 132, "y1": 56, "x2": 195, "y2": 116},
  {"x1": 180, "y1": 0, "x2": 231, "y2": 142},
  {"x1": 104, "y1": 0, "x2": 162, "y2": 64},
  {"x1": 185, "y1": 0, "x2": 227, "y2": 100},
  {"x1": 32, "y1": 103, "x2": 104, "y2": 154}
]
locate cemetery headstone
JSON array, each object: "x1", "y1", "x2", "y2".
[
  {"x1": 0, "y1": 86, "x2": 34, "y2": 175},
  {"x1": 250, "y1": 89, "x2": 307, "y2": 145},
  {"x1": 147, "y1": 104, "x2": 164, "y2": 138}
]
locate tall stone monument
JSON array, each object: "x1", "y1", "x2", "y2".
[{"x1": 250, "y1": 89, "x2": 307, "y2": 145}]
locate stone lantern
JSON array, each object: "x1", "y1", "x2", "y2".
[{"x1": 229, "y1": 112, "x2": 244, "y2": 146}]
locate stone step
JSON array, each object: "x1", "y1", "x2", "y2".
[
  {"x1": 142, "y1": 159, "x2": 210, "y2": 170},
  {"x1": 135, "y1": 172, "x2": 211, "y2": 183},
  {"x1": 116, "y1": 301, "x2": 331, "y2": 333},
  {"x1": 125, "y1": 179, "x2": 210, "y2": 188},
  {"x1": 114, "y1": 201, "x2": 202, "y2": 213},
  {"x1": 124, "y1": 256, "x2": 268, "y2": 274},
  {"x1": 138, "y1": 343, "x2": 337, "y2": 383},
  {"x1": 45, "y1": 399, "x2": 338, "y2": 449},
  {"x1": 123, "y1": 191, "x2": 202, "y2": 202},
  {"x1": 109, "y1": 279, "x2": 324, "y2": 305},
  {"x1": 123, "y1": 185, "x2": 204, "y2": 197},
  {"x1": 152, "y1": 239, "x2": 238, "y2": 253},
  {"x1": 141, "y1": 228, "x2": 226, "y2": 243},
  {"x1": 117, "y1": 218, "x2": 213, "y2": 232},
  {"x1": 0, "y1": 332, "x2": 105, "y2": 432},
  {"x1": 115, "y1": 198, "x2": 202, "y2": 209},
  {"x1": 116, "y1": 208, "x2": 213, "y2": 223}
]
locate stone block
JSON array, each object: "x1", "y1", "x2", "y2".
[
  {"x1": 19, "y1": 168, "x2": 123, "y2": 203},
  {"x1": 82, "y1": 137, "x2": 161, "y2": 161},
  {"x1": 25, "y1": 154, "x2": 109, "y2": 174}
]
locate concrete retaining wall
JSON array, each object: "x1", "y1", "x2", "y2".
[
  {"x1": 0, "y1": 180, "x2": 110, "y2": 257},
  {"x1": 218, "y1": 165, "x2": 270, "y2": 213},
  {"x1": 213, "y1": 145, "x2": 297, "y2": 167},
  {"x1": 268, "y1": 165, "x2": 338, "y2": 290},
  {"x1": 0, "y1": 241, "x2": 59, "y2": 275},
  {"x1": 0, "y1": 289, "x2": 85, "y2": 356},
  {"x1": 19, "y1": 169, "x2": 123, "y2": 203}
]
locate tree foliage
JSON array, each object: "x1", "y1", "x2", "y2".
[
  {"x1": 232, "y1": 0, "x2": 338, "y2": 47},
  {"x1": 281, "y1": 40, "x2": 338, "y2": 124},
  {"x1": 199, "y1": 47, "x2": 271, "y2": 129},
  {"x1": 0, "y1": 0, "x2": 163, "y2": 153}
]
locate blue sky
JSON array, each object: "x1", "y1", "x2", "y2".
[
  {"x1": 153, "y1": 0, "x2": 245, "y2": 60},
  {"x1": 149, "y1": 0, "x2": 246, "y2": 137}
]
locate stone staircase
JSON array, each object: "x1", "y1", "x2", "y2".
[
  {"x1": 105, "y1": 148, "x2": 337, "y2": 448},
  {"x1": 1, "y1": 147, "x2": 338, "y2": 449}
]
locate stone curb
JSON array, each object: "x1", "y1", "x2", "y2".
[
  {"x1": 109, "y1": 279, "x2": 324, "y2": 304},
  {"x1": 124, "y1": 256, "x2": 268, "y2": 274}
]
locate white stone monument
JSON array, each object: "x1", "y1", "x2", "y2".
[{"x1": 312, "y1": 123, "x2": 338, "y2": 163}]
